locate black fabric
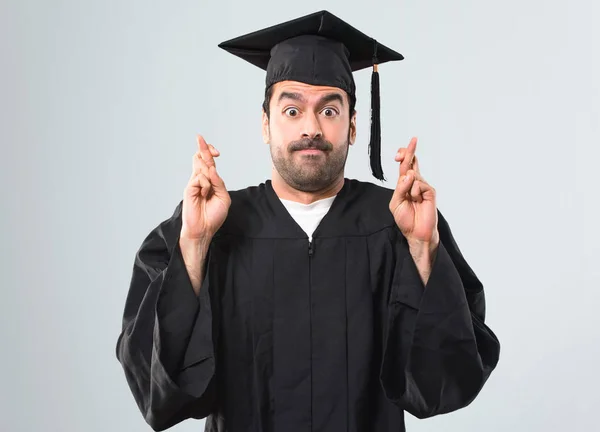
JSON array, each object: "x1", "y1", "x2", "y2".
[
  {"x1": 265, "y1": 35, "x2": 356, "y2": 97},
  {"x1": 115, "y1": 209, "x2": 217, "y2": 430},
  {"x1": 116, "y1": 179, "x2": 500, "y2": 432},
  {"x1": 218, "y1": 10, "x2": 404, "y2": 82}
]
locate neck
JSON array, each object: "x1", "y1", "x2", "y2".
[{"x1": 271, "y1": 170, "x2": 345, "y2": 204}]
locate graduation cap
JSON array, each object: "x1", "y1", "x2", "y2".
[{"x1": 218, "y1": 10, "x2": 404, "y2": 181}]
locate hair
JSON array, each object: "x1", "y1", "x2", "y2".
[{"x1": 262, "y1": 84, "x2": 356, "y2": 120}]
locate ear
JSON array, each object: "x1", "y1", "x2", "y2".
[
  {"x1": 262, "y1": 110, "x2": 270, "y2": 144},
  {"x1": 349, "y1": 111, "x2": 357, "y2": 145}
]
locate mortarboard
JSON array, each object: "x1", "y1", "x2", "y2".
[{"x1": 218, "y1": 10, "x2": 404, "y2": 181}]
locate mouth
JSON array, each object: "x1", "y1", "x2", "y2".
[{"x1": 296, "y1": 149, "x2": 325, "y2": 155}]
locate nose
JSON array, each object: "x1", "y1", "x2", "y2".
[{"x1": 301, "y1": 111, "x2": 323, "y2": 139}]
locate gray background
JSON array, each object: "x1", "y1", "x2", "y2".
[{"x1": 1, "y1": 0, "x2": 598, "y2": 431}]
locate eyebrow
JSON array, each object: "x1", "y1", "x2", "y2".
[
  {"x1": 278, "y1": 92, "x2": 306, "y2": 104},
  {"x1": 277, "y1": 91, "x2": 345, "y2": 107},
  {"x1": 318, "y1": 93, "x2": 345, "y2": 107}
]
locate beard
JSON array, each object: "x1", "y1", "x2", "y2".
[{"x1": 270, "y1": 135, "x2": 349, "y2": 192}]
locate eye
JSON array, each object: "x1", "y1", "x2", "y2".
[
  {"x1": 321, "y1": 107, "x2": 339, "y2": 117},
  {"x1": 284, "y1": 107, "x2": 300, "y2": 117}
]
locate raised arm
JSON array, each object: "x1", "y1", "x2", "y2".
[
  {"x1": 381, "y1": 137, "x2": 500, "y2": 418},
  {"x1": 115, "y1": 135, "x2": 230, "y2": 430}
]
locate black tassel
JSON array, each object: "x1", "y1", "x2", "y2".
[{"x1": 369, "y1": 43, "x2": 385, "y2": 181}]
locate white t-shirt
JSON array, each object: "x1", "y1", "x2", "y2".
[{"x1": 279, "y1": 196, "x2": 336, "y2": 242}]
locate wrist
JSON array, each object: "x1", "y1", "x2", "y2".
[
  {"x1": 407, "y1": 233, "x2": 439, "y2": 253},
  {"x1": 407, "y1": 231, "x2": 439, "y2": 261},
  {"x1": 179, "y1": 232, "x2": 211, "y2": 295},
  {"x1": 179, "y1": 232, "x2": 212, "y2": 254},
  {"x1": 406, "y1": 232, "x2": 439, "y2": 286}
]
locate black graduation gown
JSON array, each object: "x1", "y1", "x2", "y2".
[{"x1": 115, "y1": 178, "x2": 500, "y2": 432}]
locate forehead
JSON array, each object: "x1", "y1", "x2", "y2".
[{"x1": 272, "y1": 81, "x2": 348, "y2": 102}]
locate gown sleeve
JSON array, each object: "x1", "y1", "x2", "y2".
[
  {"x1": 115, "y1": 202, "x2": 217, "y2": 431},
  {"x1": 380, "y1": 209, "x2": 501, "y2": 419}
]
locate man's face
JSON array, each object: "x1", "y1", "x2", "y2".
[{"x1": 262, "y1": 81, "x2": 357, "y2": 192}]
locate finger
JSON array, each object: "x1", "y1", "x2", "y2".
[
  {"x1": 395, "y1": 152, "x2": 420, "y2": 174},
  {"x1": 404, "y1": 168, "x2": 426, "y2": 189},
  {"x1": 187, "y1": 172, "x2": 212, "y2": 197},
  {"x1": 191, "y1": 173, "x2": 212, "y2": 198},
  {"x1": 394, "y1": 148, "x2": 407, "y2": 162},
  {"x1": 411, "y1": 155, "x2": 420, "y2": 175},
  {"x1": 410, "y1": 180, "x2": 423, "y2": 203},
  {"x1": 416, "y1": 178, "x2": 436, "y2": 200},
  {"x1": 411, "y1": 167, "x2": 429, "y2": 185},
  {"x1": 193, "y1": 152, "x2": 210, "y2": 177},
  {"x1": 208, "y1": 165, "x2": 228, "y2": 198},
  {"x1": 197, "y1": 135, "x2": 216, "y2": 168},
  {"x1": 391, "y1": 170, "x2": 415, "y2": 207},
  {"x1": 400, "y1": 137, "x2": 418, "y2": 176},
  {"x1": 208, "y1": 144, "x2": 220, "y2": 157}
]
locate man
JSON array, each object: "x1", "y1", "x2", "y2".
[{"x1": 115, "y1": 10, "x2": 500, "y2": 432}]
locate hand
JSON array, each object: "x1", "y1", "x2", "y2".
[
  {"x1": 180, "y1": 135, "x2": 231, "y2": 241},
  {"x1": 389, "y1": 137, "x2": 439, "y2": 245}
]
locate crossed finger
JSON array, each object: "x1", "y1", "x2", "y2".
[
  {"x1": 397, "y1": 137, "x2": 418, "y2": 177},
  {"x1": 395, "y1": 169, "x2": 434, "y2": 205},
  {"x1": 396, "y1": 151, "x2": 421, "y2": 176},
  {"x1": 193, "y1": 152, "x2": 210, "y2": 178},
  {"x1": 197, "y1": 134, "x2": 219, "y2": 168}
]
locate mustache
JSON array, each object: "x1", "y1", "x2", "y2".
[{"x1": 289, "y1": 137, "x2": 333, "y2": 152}]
